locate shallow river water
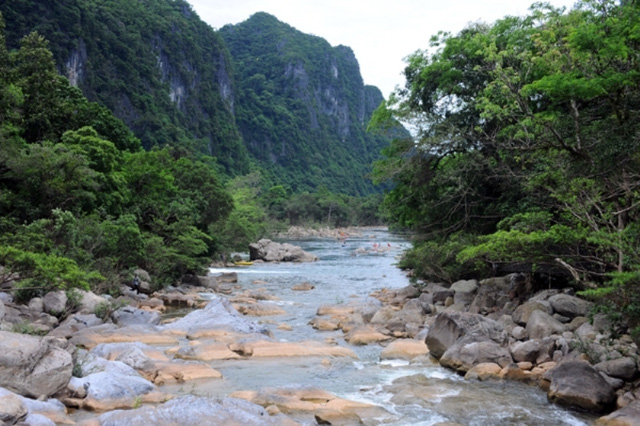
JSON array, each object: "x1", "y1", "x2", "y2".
[{"x1": 164, "y1": 228, "x2": 597, "y2": 425}]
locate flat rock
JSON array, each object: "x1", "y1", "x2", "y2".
[
  {"x1": 229, "y1": 340, "x2": 357, "y2": 358},
  {"x1": 162, "y1": 296, "x2": 269, "y2": 336},
  {"x1": 96, "y1": 395, "x2": 294, "y2": 426},
  {"x1": 380, "y1": 339, "x2": 429, "y2": 360}
]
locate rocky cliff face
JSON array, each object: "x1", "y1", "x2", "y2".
[{"x1": 220, "y1": 13, "x2": 396, "y2": 194}]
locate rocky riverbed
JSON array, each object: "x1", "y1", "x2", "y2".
[{"x1": 1, "y1": 232, "x2": 639, "y2": 425}]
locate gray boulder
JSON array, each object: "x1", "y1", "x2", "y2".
[
  {"x1": 594, "y1": 357, "x2": 638, "y2": 381},
  {"x1": 78, "y1": 290, "x2": 107, "y2": 313},
  {"x1": 512, "y1": 301, "x2": 552, "y2": 325},
  {"x1": 43, "y1": 291, "x2": 67, "y2": 316},
  {"x1": 0, "y1": 331, "x2": 72, "y2": 398},
  {"x1": 545, "y1": 360, "x2": 615, "y2": 412},
  {"x1": 0, "y1": 298, "x2": 4, "y2": 321},
  {"x1": 526, "y1": 310, "x2": 565, "y2": 340},
  {"x1": 111, "y1": 306, "x2": 161, "y2": 327},
  {"x1": 548, "y1": 294, "x2": 592, "y2": 318},
  {"x1": 162, "y1": 295, "x2": 269, "y2": 336},
  {"x1": 425, "y1": 311, "x2": 507, "y2": 359},
  {"x1": 450, "y1": 279, "x2": 478, "y2": 293},
  {"x1": 249, "y1": 239, "x2": 318, "y2": 262},
  {"x1": 0, "y1": 392, "x2": 27, "y2": 425},
  {"x1": 510, "y1": 338, "x2": 554, "y2": 364},
  {"x1": 48, "y1": 313, "x2": 103, "y2": 339},
  {"x1": 97, "y1": 395, "x2": 290, "y2": 426},
  {"x1": 597, "y1": 400, "x2": 640, "y2": 425},
  {"x1": 468, "y1": 277, "x2": 511, "y2": 315},
  {"x1": 440, "y1": 341, "x2": 512, "y2": 373}
]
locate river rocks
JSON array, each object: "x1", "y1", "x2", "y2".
[
  {"x1": 0, "y1": 392, "x2": 27, "y2": 424},
  {"x1": 231, "y1": 387, "x2": 390, "y2": 424},
  {"x1": 162, "y1": 296, "x2": 269, "y2": 337},
  {"x1": 0, "y1": 387, "x2": 71, "y2": 425},
  {"x1": 464, "y1": 362, "x2": 502, "y2": 381},
  {"x1": 509, "y1": 339, "x2": 554, "y2": 364},
  {"x1": 229, "y1": 339, "x2": 357, "y2": 358},
  {"x1": 96, "y1": 395, "x2": 294, "y2": 426},
  {"x1": 249, "y1": 239, "x2": 318, "y2": 262},
  {"x1": 48, "y1": 313, "x2": 104, "y2": 338},
  {"x1": 526, "y1": 310, "x2": 565, "y2": 340},
  {"x1": 596, "y1": 400, "x2": 640, "y2": 426},
  {"x1": 594, "y1": 357, "x2": 638, "y2": 381},
  {"x1": 292, "y1": 282, "x2": 315, "y2": 291},
  {"x1": 77, "y1": 290, "x2": 108, "y2": 313},
  {"x1": 43, "y1": 291, "x2": 67, "y2": 316},
  {"x1": 512, "y1": 301, "x2": 552, "y2": 325},
  {"x1": 68, "y1": 371, "x2": 166, "y2": 411},
  {"x1": 426, "y1": 312, "x2": 507, "y2": 359},
  {"x1": 0, "y1": 331, "x2": 72, "y2": 398},
  {"x1": 111, "y1": 306, "x2": 161, "y2": 326},
  {"x1": 548, "y1": 294, "x2": 592, "y2": 318},
  {"x1": 70, "y1": 324, "x2": 179, "y2": 349},
  {"x1": 235, "y1": 302, "x2": 287, "y2": 317},
  {"x1": 175, "y1": 341, "x2": 243, "y2": 362},
  {"x1": 345, "y1": 326, "x2": 392, "y2": 345},
  {"x1": 440, "y1": 341, "x2": 512, "y2": 373},
  {"x1": 380, "y1": 339, "x2": 430, "y2": 360},
  {"x1": 545, "y1": 360, "x2": 616, "y2": 412}
]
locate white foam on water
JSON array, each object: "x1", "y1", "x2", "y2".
[
  {"x1": 208, "y1": 267, "x2": 293, "y2": 274},
  {"x1": 380, "y1": 359, "x2": 410, "y2": 368}
]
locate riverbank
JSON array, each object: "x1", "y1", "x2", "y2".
[{"x1": 0, "y1": 231, "x2": 637, "y2": 424}]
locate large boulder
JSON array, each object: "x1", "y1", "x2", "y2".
[
  {"x1": 468, "y1": 277, "x2": 511, "y2": 315},
  {"x1": 440, "y1": 341, "x2": 512, "y2": 373},
  {"x1": 42, "y1": 291, "x2": 67, "y2": 316},
  {"x1": 545, "y1": 360, "x2": 616, "y2": 412},
  {"x1": 0, "y1": 392, "x2": 27, "y2": 425},
  {"x1": 548, "y1": 294, "x2": 592, "y2": 318},
  {"x1": 0, "y1": 331, "x2": 72, "y2": 398},
  {"x1": 0, "y1": 298, "x2": 5, "y2": 321},
  {"x1": 594, "y1": 357, "x2": 638, "y2": 381},
  {"x1": 249, "y1": 239, "x2": 318, "y2": 262},
  {"x1": 512, "y1": 301, "x2": 552, "y2": 325},
  {"x1": 526, "y1": 310, "x2": 565, "y2": 340},
  {"x1": 425, "y1": 312, "x2": 507, "y2": 359}
]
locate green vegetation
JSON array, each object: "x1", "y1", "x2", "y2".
[
  {"x1": 0, "y1": 8, "x2": 387, "y2": 298},
  {"x1": 0, "y1": 20, "x2": 234, "y2": 295},
  {"x1": 373, "y1": 0, "x2": 640, "y2": 335},
  {"x1": 220, "y1": 12, "x2": 400, "y2": 195}
]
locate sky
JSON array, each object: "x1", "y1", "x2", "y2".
[{"x1": 186, "y1": 0, "x2": 577, "y2": 98}]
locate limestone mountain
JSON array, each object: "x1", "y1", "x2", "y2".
[
  {"x1": 0, "y1": 1, "x2": 399, "y2": 194},
  {"x1": 220, "y1": 12, "x2": 394, "y2": 194}
]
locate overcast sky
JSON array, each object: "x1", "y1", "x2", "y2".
[{"x1": 186, "y1": 0, "x2": 577, "y2": 98}]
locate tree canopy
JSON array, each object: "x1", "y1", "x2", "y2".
[{"x1": 373, "y1": 0, "x2": 640, "y2": 334}]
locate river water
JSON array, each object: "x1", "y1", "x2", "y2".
[{"x1": 175, "y1": 228, "x2": 598, "y2": 425}]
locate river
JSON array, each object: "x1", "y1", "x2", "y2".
[{"x1": 162, "y1": 228, "x2": 596, "y2": 425}]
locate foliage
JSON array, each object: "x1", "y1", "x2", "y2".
[
  {"x1": 220, "y1": 12, "x2": 405, "y2": 195},
  {"x1": 0, "y1": 0, "x2": 248, "y2": 173},
  {"x1": 0, "y1": 21, "x2": 234, "y2": 293},
  {"x1": 373, "y1": 0, "x2": 640, "y2": 331}
]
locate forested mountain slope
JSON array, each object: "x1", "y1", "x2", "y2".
[
  {"x1": 220, "y1": 12, "x2": 394, "y2": 194},
  {"x1": 0, "y1": 1, "x2": 398, "y2": 193}
]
